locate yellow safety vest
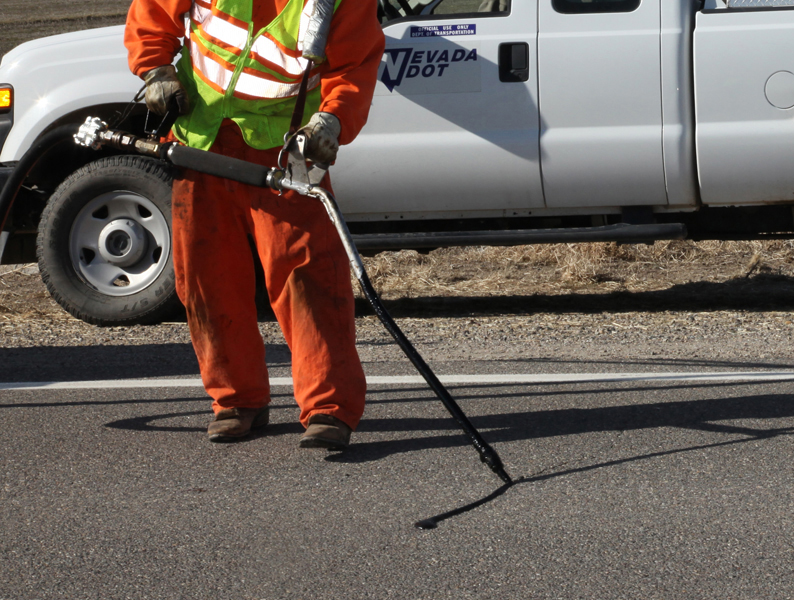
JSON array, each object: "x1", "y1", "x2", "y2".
[{"x1": 173, "y1": 0, "x2": 337, "y2": 151}]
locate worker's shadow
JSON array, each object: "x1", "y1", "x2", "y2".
[
  {"x1": 102, "y1": 392, "x2": 304, "y2": 439},
  {"x1": 105, "y1": 413, "x2": 304, "y2": 440},
  {"x1": 336, "y1": 381, "x2": 794, "y2": 527},
  {"x1": 100, "y1": 380, "x2": 794, "y2": 448}
]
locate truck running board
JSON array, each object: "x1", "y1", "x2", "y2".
[{"x1": 351, "y1": 222, "x2": 687, "y2": 251}]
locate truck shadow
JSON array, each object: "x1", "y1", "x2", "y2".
[
  {"x1": 112, "y1": 271, "x2": 794, "y2": 323},
  {"x1": 358, "y1": 272, "x2": 794, "y2": 317},
  {"x1": 0, "y1": 342, "x2": 290, "y2": 382}
]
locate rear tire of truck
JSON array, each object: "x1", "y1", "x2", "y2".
[{"x1": 37, "y1": 155, "x2": 181, "y2": 326}]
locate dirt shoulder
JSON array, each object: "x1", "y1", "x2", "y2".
[
  {"x1": 0, "y1": 0, "x2": 131, "y2": 58},
  {"x1": 361, "y1": 240, "x2": 794, "y2": 313}
]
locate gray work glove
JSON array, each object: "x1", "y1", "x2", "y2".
[
  {"x1": 142, "y1": 65, "x2": 190, "y2": 116},
  {"x1": 298, "y1": 112, "x2": 341, "y2": 164}
]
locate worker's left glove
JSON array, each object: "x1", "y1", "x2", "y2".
[
  {"x1": 298, "y1": 112, "x2": 341, "y2": 164},
  {"x1": 142, "y1": 65, "x2": 191, "y2": 116}
]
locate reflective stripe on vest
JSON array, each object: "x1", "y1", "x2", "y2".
[
  {"x1": 191, "y1": 0, "x2": 314, "y2": 77},
  {"x1": 187, "y1": 0, "x2": 324, "y2": 99},
  {"x1": 189, "y1": 32, "x2": 320, "y2": 100}
]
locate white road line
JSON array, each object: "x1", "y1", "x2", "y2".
[{"x1": 1, "y1": 371, "x2": 794, "y2": 391}]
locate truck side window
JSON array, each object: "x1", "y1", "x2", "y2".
[
  {"x1": 379, "y1": 0, "x2": 509, "y2": 23},
  {"x1": 553, "y1": 0, "x2": 640, "y2": 14}
]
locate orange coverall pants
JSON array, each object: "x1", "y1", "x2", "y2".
[{"x1": 171, "y1": 125, "x2": 366, "y2": 430}]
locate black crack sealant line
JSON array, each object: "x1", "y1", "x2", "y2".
[
  {"x1": 414, "y1": 478, "x2": 519, "y2": 530},
  {"x1": 72, "y1": 117, "x2": 514, "y2": 528}
]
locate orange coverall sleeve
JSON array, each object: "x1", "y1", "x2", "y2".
[
  {"x1": 319, "y1": 0, "x2": 386, "y2": 145},
  {"x1": 125, "y1": 0, "x2": 193, "y2": 77}
]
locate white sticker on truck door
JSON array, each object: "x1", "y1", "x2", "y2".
[
  {"x1": 410, "y1": 24, "x2": 476, "y2": 38},
  {"x1": 375, "y1": 42, "x2": 481, "y2": 96}
]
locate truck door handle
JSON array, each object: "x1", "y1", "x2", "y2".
[{"x1": 499, "y1": 43, "x2": 529, "y2": 83}]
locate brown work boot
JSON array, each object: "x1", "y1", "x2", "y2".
[
  {"x1": 299, "y1": 414, "x2": 352, "y2": 449},
  {"x1": 207, "y1": 406, "x2": 269, "y2": 443}
]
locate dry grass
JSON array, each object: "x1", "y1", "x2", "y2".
[
  {"x1": 358, "y1": 240, "x2": 794, "y2": 299},
  {"x1": 2, "y1": 240, "x2": 794, "y2": 321},
  {"x1": 0, "y1": 264, "x2": 68, "y2": 321}
]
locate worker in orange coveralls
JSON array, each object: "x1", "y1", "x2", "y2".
[{"x1": 125, "y1": 0, "x2": 385, "y2": 446}]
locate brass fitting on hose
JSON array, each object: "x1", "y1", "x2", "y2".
[{"x1": 73, "y1": 116, "x2": 162, "y2": 158}]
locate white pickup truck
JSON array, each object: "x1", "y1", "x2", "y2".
[{"x1": 0, "y1": 0, "x2": 793, "y2": 325}]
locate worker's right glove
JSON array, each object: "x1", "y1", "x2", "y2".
[
  {"x1": 298, "y1": 112, "x2": 341, "y2": 164},
  {"x1": 142, "y1": 65, "x2": 190, "y2": 116}
]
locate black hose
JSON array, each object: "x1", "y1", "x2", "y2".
[
  {"x1": 295, "y1": 183, "x2": 513, "y2": 484},
  {"x1": 166, "y1": 144, "x2": 271, "y2": 187},
  {"x1": 0, "y1": 124, "x2": 80, "y2": 232}
]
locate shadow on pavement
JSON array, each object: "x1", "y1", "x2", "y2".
[
  {"x1": 104, "y1": 410, "x2": 304, "y2": 438},
  {"x1": 3, "y1": 339, "x2": 791, "y2": 384},
  {"x1": 0, "y1": 342, "x2": 291, "y2": 382},
  {"x1": 482, "y1": 355, "x2": 794, "y2": 371},
  {"x1": 16, "y1": 376, "x2": 792, "y2": 525},
  {"x1": 361, "y1": 379, "x2": 790, "y2": 406},
  {"x1": 326, "y1": 390, "x2": 794, "y2": 466},
  {"x1": 88, "y1": 384, "x2": 794, "y2": 449},
  {"x1": 358, "y1": 273, "x2": 794, "y2": 318}
]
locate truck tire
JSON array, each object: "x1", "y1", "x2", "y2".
[{"x1": 37, "y1": 155, "x2": 180, "y2": 326}]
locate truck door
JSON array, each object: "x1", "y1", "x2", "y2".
[
  {"x1": 694, "y1": 2, "x2": 794, "y2": 206},
  {"x1": 538, "y1": 0, "x2": 667, "y2": 209},
  {"x1": 332, "y1": 0, "x2": 544, "y2": 220}
]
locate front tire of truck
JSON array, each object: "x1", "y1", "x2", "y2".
[{"x1": 37, "y1": 156, "x2": 181, "y2": 326}]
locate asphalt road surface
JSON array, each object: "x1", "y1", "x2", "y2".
[{"x1": 1, "y1": 316, "x2": 794, "y2": 600}]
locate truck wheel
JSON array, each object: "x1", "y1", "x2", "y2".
[{"x1": 37, "y1": 155, "x2": 180, "y2": 326}]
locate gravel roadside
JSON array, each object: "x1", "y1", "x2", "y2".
[{"x1": 2, "y1": 260, "x2": 793, "y2": 378}]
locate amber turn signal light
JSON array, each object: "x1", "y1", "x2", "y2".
[{"x1": 0, "y1": 87, "x2": 12, "y2": 111}]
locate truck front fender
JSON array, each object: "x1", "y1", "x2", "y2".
[{"x1": 0, "y1": 25, "x2": 143, "y2": 162}]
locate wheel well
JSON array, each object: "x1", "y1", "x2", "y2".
[
  {"x1": 29, "y1": 103, "x2": 150, "y2": 192},
  {"x1": 3, "y1": 103, "x2": 151, "y2": 264}
]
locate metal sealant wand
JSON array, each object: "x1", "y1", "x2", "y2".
[
  {"x1": 270, "y1": 136, "x2": 513, "y2": 486},
  {"x1": 278, "y1": 0, "x2": 508, "y2": 484}
]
